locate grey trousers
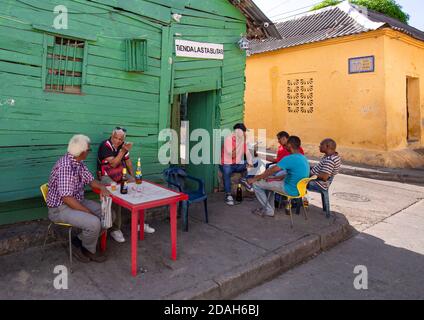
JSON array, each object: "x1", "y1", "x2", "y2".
[
  {"x1": 253, "y1": 179, "x2": 287, "y2": 216},
  {"x1": 48, "y1": 199, "x2": 102, "y2": 254}
]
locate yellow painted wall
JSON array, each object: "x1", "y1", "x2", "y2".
[
  {"x1": 245, "y1": 30, "x2": 424, "y2": 154},
  {"x1": 246, "y1": 32, "x2": 387, "y2": 151},
  {"x1": 383, "y1": 30, "x2": 424, "y2": 150}
]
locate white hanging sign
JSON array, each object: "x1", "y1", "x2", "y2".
[{"x1": 175, "y1": 39, "x2": 224, "y2": 60}]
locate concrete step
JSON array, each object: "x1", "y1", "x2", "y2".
[
  {"x1": 0, "y1": 220, "x2": 51, "y2": 257},
  {"x1": 166, "y1": 214, "x2": 353, "y2": 300}
]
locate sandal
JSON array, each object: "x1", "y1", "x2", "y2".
[{"x1": 251, "y1": 208, "x2": 265, "y2": 217}]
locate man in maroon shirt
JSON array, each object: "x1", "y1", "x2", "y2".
[
  {"x1": 267, "y1": 131, "x2": 304, "y2": 165},
  {"x1": 98, "y1": 127, "x2": 155, "y2": 243}
]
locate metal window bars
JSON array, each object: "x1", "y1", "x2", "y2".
[{"x1": 45, "y1": 37, "x2": 84, "y2": 94}]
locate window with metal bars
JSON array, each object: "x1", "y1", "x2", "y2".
[
  {"x1": 45, "y1": 36, "x2": 85, "y2": 94},
  {"x1": 125, "y1": 39, "x2": 148, "y2": 72}
]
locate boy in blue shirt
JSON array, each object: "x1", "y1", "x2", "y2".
[{"x1": 247, "y1": 136, "x2": 309, "y2": 217}]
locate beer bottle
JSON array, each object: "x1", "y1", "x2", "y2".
[
  {"x1": 135, "y1": 158, "x2": 143, "y2": 185},
  {"x1": 120, "y1": 168, "x2": 129, "y2": 194},
  {"x1": 236, "y1": 184, "x2": 243, "y2": 202}
]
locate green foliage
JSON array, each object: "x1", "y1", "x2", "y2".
[
  {"x1": 311, "y1": 0, "x2": 410, "y2": 24},
  {"x1": 311, "y1": 0, "x2": 342, "y2": 11},
  {"x1": 352, "y1": 0, "x2": 409, "y2": 24}
]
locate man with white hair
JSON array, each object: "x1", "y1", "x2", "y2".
[
  {"x1": 47, "y1": 134, "x2": 110, "y2": 263},
  {"x1": 97, "y1": 127, "x2": 155, "y2": 243}
]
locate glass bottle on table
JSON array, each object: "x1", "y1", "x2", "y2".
[
  {"x1": 135, "y1": 158, "x2": 143, "y2": 192},
  {"x1": 120, "y1": 168, "x2": 129, "y2": 194}
]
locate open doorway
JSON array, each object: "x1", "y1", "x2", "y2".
[
  {"x1": 170, "y1": 91, "x2": 218, "y2": 193},
  {"x1": 406, "y1": 77, "x2": 421, "y2": 144}
]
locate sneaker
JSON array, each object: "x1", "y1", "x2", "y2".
[
  {"x1": 110, "y1": 230, "x2": 125, "y2": 243},
  {"x1": 137, "y1": 223, "x2": 155, "y2": 234},
  {"x1": 252, "y1": 207, "x2": 275, "y2": 217},
  {"x1": 144, "y1": 224, "x2": 155, "y2": 234},
  {"x1": 240, "y1": 178, "x2": 254, "y2": 193},
  {"x1": 225, "y1": 194, "x2": 234, "y2": 206},
  {"x1": 264, "y1": 211, "x2": 275, "y2": 217}
]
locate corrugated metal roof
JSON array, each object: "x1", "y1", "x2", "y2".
[
  {"x1": 365, "y1": 6, "x2": 424, "y2": 42},
  {"x1": 250, "y1": 1, "x2": 424, "y2": 55}
]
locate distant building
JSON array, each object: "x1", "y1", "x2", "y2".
[{"x1": 245, "y1": 1, "x2": 424, "y2": 168}]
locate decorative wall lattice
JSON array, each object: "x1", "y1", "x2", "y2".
[{"x1": 287, "y1": 78, "x2": 314, "y2": 113}]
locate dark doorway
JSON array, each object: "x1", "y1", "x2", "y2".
[{"x1": 171, "y1": 91, "x2": 218, "y2": 193}]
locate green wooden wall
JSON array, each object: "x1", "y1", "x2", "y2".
[{"x1": 0, "y1": 0, "x2": 246, "y2": 225}]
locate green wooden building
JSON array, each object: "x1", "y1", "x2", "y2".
[{"x1": 0, "y1": 0, "x2": 278, "y2": 225}]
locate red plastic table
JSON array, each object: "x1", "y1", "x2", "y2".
[{"x1": 94, "y1": 181, "x2": 188, "y2": 277}]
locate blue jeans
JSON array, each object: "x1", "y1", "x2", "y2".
[
  {"x1": 220, "y1": 164, "x2": 247, "y2": 194},
  {"x1": 307, "y1": 180, "x2": 331, "y2": 217},
  {"x1": 307, "y1": 180, "x2": 326, "y2": 193}
]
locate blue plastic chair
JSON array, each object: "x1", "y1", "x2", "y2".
[
  {"x1": 307, "y1": 176, "x2": 334, "y2": 219},
  {"x1": 163, "y1": 167, "x2": 208, "y2": 232}
]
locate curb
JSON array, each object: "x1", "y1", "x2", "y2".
[
  {"x1": 166, "y1": 218, "x2": 353, "y2": 300},
  {"x1": 308, "y1": 160, "x2": 424, "y2": 186},
  {"x1": 338, "y1": 167, "x2": 424, "y2": 186},
  {"x1": 0, "y1": 221, "x2": 51, "y2": 256}
]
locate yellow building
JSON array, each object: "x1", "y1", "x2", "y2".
[{"x1": 245, "y1": 1, "x2": 424, "y2": 168}]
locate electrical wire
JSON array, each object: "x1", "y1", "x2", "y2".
[
  {"x1": 273, "y1": 9, "x2": 317, "y2": 22},
  {"x1": 268, "y1": 0, "x2": 323, "y2": 19},
  {"x1": 264, "y1": 0, "x2": 291, "y2": 14}
]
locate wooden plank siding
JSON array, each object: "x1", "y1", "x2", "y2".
[{"x1": 0, "y1": 0, "x2": 247, "y2": 225}]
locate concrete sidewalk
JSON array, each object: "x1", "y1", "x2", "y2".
[
  {"x1": 237, "y1": 200, "x2": 424, "y2": 300},
  {"x1": 0, "y1": 193, "x2": 351, "y2": 300},
  {"x1": 1, "y1": 173, "x2": 423, "y2": 300}
]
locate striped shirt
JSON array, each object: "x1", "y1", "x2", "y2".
[
  {"x1": 46, "y1": 153, "x2": 94, "y2": 208},
  {"x1": 311, "y1": 153, "x2": 341, "y2": 190}
]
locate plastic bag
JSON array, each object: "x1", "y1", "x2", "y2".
[{"x1": 101, "y1": 196, "x2": 113, "y2": 229}]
